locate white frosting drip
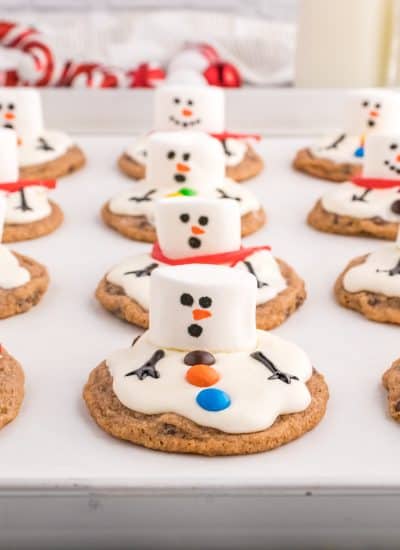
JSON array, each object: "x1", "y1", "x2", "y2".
[
  {"x1": 223, "y1": 138, "x2": 247, "y2": 167},
  {"x1": 108, "y1": 178, "x2": 260, "y2": 220},
  {"x1": 321, "y1": 182, "x2": 400, "y2": 222},
  {"x1": 125, "y1": 134, "x2": 247, "y2": 168},
  {"x1": 309, "y1": 134, "x2": 361, "y2": 164},
  {"x1": 106, "y1": 253, "x2": 160, "y2": 310},
  {"x1": 0, "y1": 245, "x2": 30, "y2": 289},
  {"x1": 5, "y1": 186, "x2": 51, "y2": 224},
  {"x1": 234, "y1": 250, "x2": 287, "y2": 304},
  {"x1": 18, "y1": 129, "x2": 73, "y2": 167},
  {"x1": 106, "y1": 249, "x2": 287, "y2": 310},
  {"x1": 343, "y1": 244, "x2": 400, "y2": 297},
  {"x1": 107, "y1": 329, "x2": 312, "y2": 434}
]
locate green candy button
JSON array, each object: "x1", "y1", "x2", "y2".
[{"x1": 179, "y1": 187, "x2": 197, "y2": 196}]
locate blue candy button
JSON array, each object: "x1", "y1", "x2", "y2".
[
  {"x1": 196, "y1": 388, "x2": 231, "y2": 412},
  {"x1": 354, "y1": 146, "x2": 364, "y2": 158}
]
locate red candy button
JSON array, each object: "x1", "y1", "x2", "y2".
[{"x1": 186, "y1": 364, "x2": 220, "y2": 387}]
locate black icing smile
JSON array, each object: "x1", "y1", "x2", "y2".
[
  {"x1": 383, "y1": 160, "x2": 400, "y2": 174},
  {"x1": 174, "y1": 173, "x2": 186, "y2": 183},
  {"x1": 188, "y1": 323, "x2": 203, "y2": 337},
  {"x1": 169, "y1": 115, "x2": 201, "y2": 128},
  {"x1": 188, "y1": 236, "x2": 201, "y2": 249}
]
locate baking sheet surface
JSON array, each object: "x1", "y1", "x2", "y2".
[{"x1": 1, "y1": 135, "x2": 397, "y2": 492}]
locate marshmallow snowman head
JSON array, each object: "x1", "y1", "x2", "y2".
[
  {"x1": 155, "y1": 197, "x2": 241, "y2": 259},
  {"x1": 154, "y1": 84, "x2": 225, "y2": 133},
  {"x1": 0, "y1": 128, "x2": 19, "y2": 182},
  {"x1": 0, "y1": 88, "x2": 43, "y2": 142},
  {"x1": 146, "y1": 131, "x2": 225, "y2": 190},
  {"x1": 343, "y1": 90, "x2": 400, "y2": 135},
  {"x1": 363, "y1": 134, "x2": 400, "y2": 179},
  {"x1": 148, "y1": 264, "x2": 257, "y2": 352}
]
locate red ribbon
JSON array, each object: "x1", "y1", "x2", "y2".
[
  {"x1": 210, "y1": 131, "x2": 261, "y2": 142},
  {"x1": 351, "y1": 176, "x2": 400, "y2": 190},
  {"x1": 151, "y1": 241, "x2": 270, "y2": 266},
  {"x1": 0, "y1": 179, "x2": 56, "y2": 192}
]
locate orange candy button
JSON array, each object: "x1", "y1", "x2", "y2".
[{"x1": 185, "y1": 364, "x2": 220, "y2": 387}]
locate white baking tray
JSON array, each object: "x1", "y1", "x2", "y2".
[{"x1": 1, "y1": 128, "x2": 399, "y2": 546}]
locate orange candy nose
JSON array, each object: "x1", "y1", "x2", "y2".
[
  {"x1": 369, "y1": 110, "x2": 379, "y2": 117},
  {"x1": 176, "y1": 163, "x2": 190, "y2": 173},
  {"x1": 396, "y1": 154, "x2": 400, "y2": 162},
  {"x1": 182, "y1": 108, "x2": 193, "y2": 117},
  {"x1": 4, "y1": 112, "x2": 15, "y2": 120},
  {"x1": 186, "y1": 364, "x2": 220, "y2": 387},
  {"x1": 192, "y1": 309, "x2": 212, "y2": 321},
  {"x1": 191, "y1": 225, "x2": 205, "y2": 235}
]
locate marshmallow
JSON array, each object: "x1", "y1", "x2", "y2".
[
  {"x1": 363, "y1": 134, "x2": 400, "y2": 180},
  {"x1": 0, "y1": 129, "x2": 18, "y2": 182},
  {"x1": 154, "y1": 84, "x2": 225, "y2": 133},
  {"x1": 148, "y1": 264, "x2": 257, "y2": 352},
  {"x1": 146, "y1": 131, "x2": 225, "y2": 190},
  {"x1": 155, "y1": 197, "x2": 241, "y2": 259},
  {"x1": 0, "y1": 88, "x2": 43, "y2": 142},
  {"x1": 343, "y1": 90, "x2": 400, "y2": 136}
]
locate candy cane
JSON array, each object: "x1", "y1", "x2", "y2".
[{"x1": 0, "y1": 21, "x2": 55, "y2": 86}]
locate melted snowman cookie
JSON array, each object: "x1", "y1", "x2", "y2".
[
  {"x1": 106, "y1": 131, "x2": 265, "y2": 242},
  {"x1": 335, "y1": 238, "x2": 400, "y2": 324},
  {"x1": 119, "y1": 84, "x2": 263, "y2": 183},
  {"x1": 97, "y1": 198, "x2": 304, "y2": 330},
  {"x1": 294, "y1": 91, "x2": 400, "y2": 182}
]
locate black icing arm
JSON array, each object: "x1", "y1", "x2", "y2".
[
  {"x1": 124, "y1": 262, "x2": 159, "y2": 278},
  {"x1": 216, "y1": 188, "x2": 241, "y2": 202},
  {"x1": 325, "y1": 133, "x2": 346, "y2": 150},
  {"x1": 16, "y1": 188, "x2": 33, "y2": 212},
  {"x1": 250, "y1": 351, "x2": 299, "y2": 384},
  {"x1": 129, "y1": 189, "x2": 156, "y2": 202},
  {"x1": 125, "y1": 349, "x2": 165, "y2": 380},
  {"x1": 243, "y1": 260, "x2": 268, "y2": 289}
]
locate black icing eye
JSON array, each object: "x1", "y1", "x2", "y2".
[
  {"x1": 199, "y1": 296, "x2": 212, "y2": 308},
  {"x1": 375, "y1": 102, "x2": 381, "y2": 109},
  {"x1": 180, "y1": 213, "x2": 190, "y2": 223},
  {"x1": 7, "y1": 103, "x2": 14, "y2": 110},
  {"x1": 187, "y1": 99, "x2": 193, "y2": 106},
  {"x1": 182, "y1": 152, "x2": 190, "y2": 161},
  {"x1": 174, "y1": 97, "x2": 180, "y2": 104},
  {"x1": 390, "y1": 143, "x2": 398, "y2": 150},
  {"x1": 180, "y1": 293, "x2": 194, "y2": 307},
  {"x1": 198, "y1": 216, "x2": 208, "y2": 226},
  {"x1": 0, "y1": 104, "x2": 2, "y2": 110},
  {"x1": 362, "y1": 100, "x2": 369, "y2": 107},
  {"x1": 167, "y1": 150, "x2": 175, "y2": 160}
]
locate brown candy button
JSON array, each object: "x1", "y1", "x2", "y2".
[
  {"x1": 184, "y1": 350, "x2": 216, "y2": 366},
  {"x1": 391, "y1": 199, "x2": 400, "y2": 215}
]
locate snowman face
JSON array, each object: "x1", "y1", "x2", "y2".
[
  {"x1": 155, "y1": 198, "x2": 241, "y2": 259},
  {"x1": 179, "y1": 289, "x2": 213, "y2": 339},
  {"x1": 0, "y1": 88, "x2": 43, "y2": 142},
  {"x1": 0, "y1": 93, "x2": 17, "y2": 132},
  {"x1": 344, "y1": 91, "x2": 400, "y2": 135},
  {"x1": 146, "y1": 131, "x2": 225, "y2": 190},
  {"x1": 148, "y1": 264, "x2": 257, "y2": 352},
  {"x1": 154, "y1": 85, "x2": 225, "y2": 133},
  {"x1": 364, "y1": 134, "x2": 400, "y2": 179}
]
